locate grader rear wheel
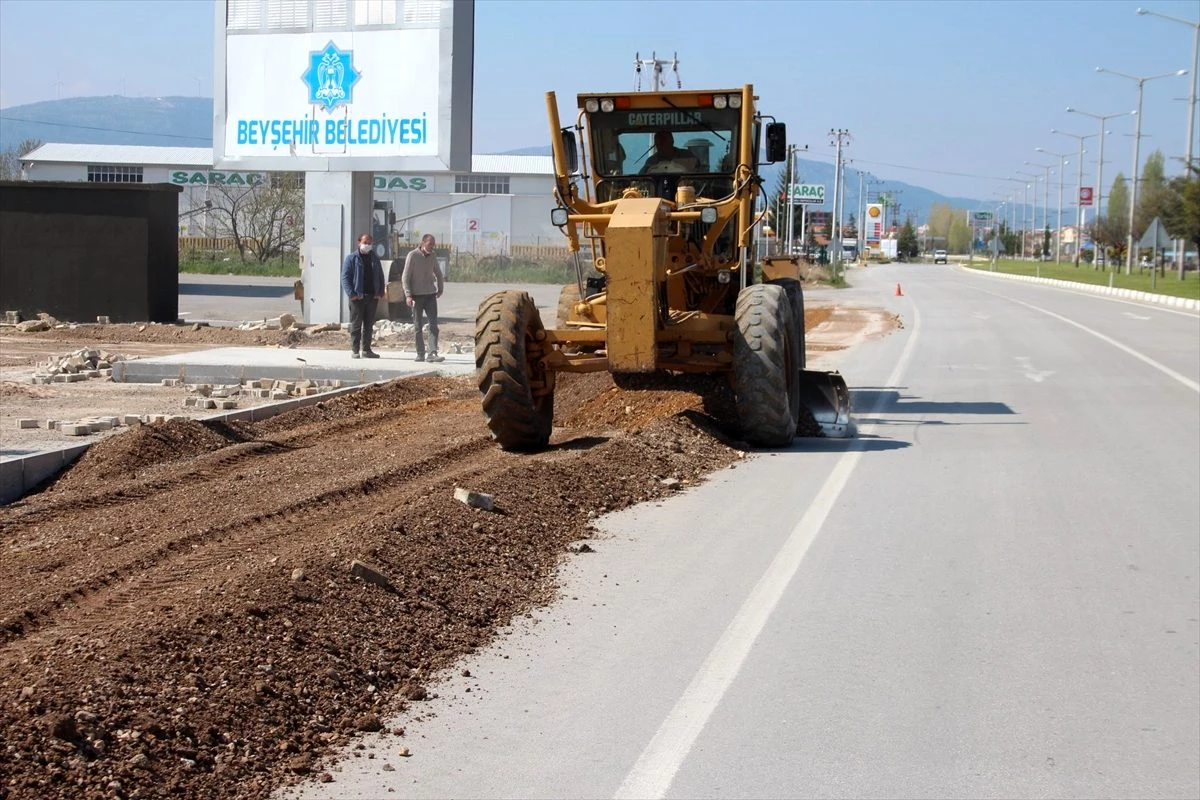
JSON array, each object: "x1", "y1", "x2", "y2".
[
  {"x1": 475, "y1": 290, "x2": 554, "y2": 452},
  {"x1": 732, "y1": 283, "x2": 800, "y2": 446}
]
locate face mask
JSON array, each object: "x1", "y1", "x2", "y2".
[{"x1": 359, "y1": 244, "x2": 372, "y2": 254}]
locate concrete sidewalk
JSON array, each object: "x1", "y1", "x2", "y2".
[
  {"x1": 111, "y1": 346, "x2": 475, "y2": 385},
  {"x1": 2, "y1": 347, "x2": 476, "y2": 504}
]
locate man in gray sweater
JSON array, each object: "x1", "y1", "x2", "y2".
[{"x1": 401, "y1": 234, "x2": 446, "y2": 362}]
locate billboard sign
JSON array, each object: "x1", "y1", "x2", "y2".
[
  {"x1": 214, "y1": 0, "x2": 474, "y2": 172},
  {"x1": 1079, "y1": 186, "x2": 1093, "y2": 207},
  {"x1": 866, "y1": 203, "x2": 883, "y2": 245},
  {"x1": 787, "y1": 183, "x2": 826, "y2": 204}
]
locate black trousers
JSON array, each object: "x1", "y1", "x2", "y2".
[
  {"x1": 348, "y1": 297, "x2": 378, "y2": 353},
  {"x1": 412, "y1": 294, "x2": 439, "y2": 357}
]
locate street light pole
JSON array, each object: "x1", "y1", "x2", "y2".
[
  {"x1": 1051, "y1": 129, "x2": 1097, "y2": 267},
  {"x1": 828, "y1": 128, "x2": 851, "y2": 279},
  {"x1": 1025, "y1": 161, "x2": 1055, "y2": 259},
  {"x1": 1067, "y1": 107, "x2": 1136, "y2": 271},
  {"x1": 1036, "y1": 147, "x2": 1070, "y2": 264},
  {"x1": 1016, "y1": 171, "x2": 1038, "y2": 260},
  {"x1": 1096, "y1": 66, "x2": 1189, "y2": 275},
  {"x1": 1137, "y1": 7, "x2": 1200, "y2": 278}
]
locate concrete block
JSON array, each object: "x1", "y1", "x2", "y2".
[
  {"x1": 87, "y1": 419, "x2": 113, "y2": 432},
  {"x1": 123, "y1": 415, "x2": 143, "y2": 426},
  {"x1": 200, "y1": 399, "x2": 217, "y2": 409},
  {"x1": 16, "y1": 419, "x2": 39, "y2": 429},
  {"x1": 61, "y1": 424, "x2": 91, "y2": 436},
  {"x1": 182, "y1": 396, "x2": 198, "y2": 407},
  {"x1": 454, "y1": 487, "x2": 496, "y2": 512},
  {"x1": 84, "y1": 370, "x2": 102, "y2": 379},
  {"x1": 161, "y1": 378, "x2": 180, "y2": 387},
  {"x1": 100, "y1": 368, "x2": 112, "y2": 378},
  {"x1": 67, "y1": 373, "x2": 88, "y2": 383},
  {"x1": 51, "y1": 375, "x2": 71, "y2": 383},
  {"x1": 96, "y1": 315, "x2": 110, "y2": 324},
  {"x1": 100, "y1": 416, "x2": 120, "y2": 428},
  {"x1": 218, "y1": 399, "x2": 238, "y2": 409},
  {"x1": 270, "y1": 390, "x2": 290, "y2": 400}
]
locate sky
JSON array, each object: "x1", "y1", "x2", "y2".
[{"x1": 1, "y1": 0, "x2": 1197, "y2": 206}]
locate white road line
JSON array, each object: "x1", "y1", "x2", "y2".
[
  {"x1": 1001, "y1": 295, "x2": 1200, "y2": 394},
  {"x1": 613, "y1": 302, "x2": 924, "y2": 800}
]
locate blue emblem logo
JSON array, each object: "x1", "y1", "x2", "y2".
[{"x1": 302, "y1": 41, "x2": 361, "y2": 111}]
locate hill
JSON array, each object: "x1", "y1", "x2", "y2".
[
  {"x1": 0, "y1": 96, "x2": 212, "y2": 150},
  {"x1": 0, "y1": 96, "x2": 987, "y2": 219},
  {"x1": 498, "y1": 145, "x2": 985, "y2": 224}
]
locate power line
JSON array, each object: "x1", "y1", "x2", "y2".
[{"x1": 0, "y1": 115, "x2": 211, "y2": 143}]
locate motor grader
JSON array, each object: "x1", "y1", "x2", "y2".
[{"x1": 475, "y1": 84, "x2": 851, "y2": 451}]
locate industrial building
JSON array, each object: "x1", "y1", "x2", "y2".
[{"x1": 19, "y1": 143, "x2": 564, "y2": 257}]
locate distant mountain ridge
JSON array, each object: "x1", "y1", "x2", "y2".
[
  {"x1": 495, "y1": 144, "x2": 986, "y2": 225},
  {"x1": 0, "y1": 96, "x2": 212, "y2": 149},
  {"x1": 1, "y1": 96, "x2": 987, "y2": 219}
]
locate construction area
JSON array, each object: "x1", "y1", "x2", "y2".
[{"x1": 0, "y1": 303, "x2": 894, "y2": 800}]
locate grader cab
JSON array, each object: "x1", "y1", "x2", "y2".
[{"x1": 475, "y1": 84, "x2": 852, "y2": 451}]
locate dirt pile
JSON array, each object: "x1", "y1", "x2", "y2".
[{"x1": 0, "y1": 372, "x2": 746, "y2": 800}]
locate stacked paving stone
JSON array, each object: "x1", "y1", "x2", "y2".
[{"x1": 28, "y1": 348, "x2": 128, "y2": 385}]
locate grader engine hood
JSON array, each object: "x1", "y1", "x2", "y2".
[{"x1": 604, "y1": 197, "x2": 671, "y2": 372}]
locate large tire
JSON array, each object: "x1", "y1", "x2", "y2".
[
  {"x1": 732, "y1": 284, "x2": 800, "y2": 446},
  {"x1": 767, "y1": 277, "x2": 806, "y2": 370},
  {"x1": 476, "y1": 291, "x2": 554, "y2": 452},
  {"x1": 555, "y1": 283, "x2": 581, "y2": 328}
]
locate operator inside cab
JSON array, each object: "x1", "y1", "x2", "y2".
[{"x1": 640, "y1": 130, "x2": 702, "y2": 174}]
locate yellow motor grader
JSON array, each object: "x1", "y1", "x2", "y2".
[{"x1": 475, "y1": 84, "x2": 852, "y2": 451}]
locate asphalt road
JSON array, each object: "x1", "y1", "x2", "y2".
[
  {"x1": 287, "y1": 264, "x2": 1200, "y2": 800},
  {"x1": 178, "y1": 274, "x2": 561, "y2": 325}
]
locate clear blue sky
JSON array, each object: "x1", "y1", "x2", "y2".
[{"x1": 1, "y1": 0, "x2": 1197, "y2": 203}]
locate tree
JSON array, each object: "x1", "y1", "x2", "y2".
[
  {"x1": 209, "y1": 173, "x2": 304, "y2": 263},
  {"x1": 0, "y1": 138, "x2": 43, "y2": 181},
  {"x1": 1099, "y1": 173, "x2": 1131, "y2": 267},
  {"x1": 897, "y1": 217, "x2": 919, "y2": 259},
  {"x1": 926, "y1": 202, "x2": 955, "y2": 244},
  {"x1": 948, "y1": 214, "x2": 971, "y2": 253},
  {"x1": 1042, "y1": 226, "x2": 1051, "y2": 258},
  {"x1": 1161, "y1": 164, "x2": 1200, "y2": 276},
  {"x1": 1135, "y1": 150, "x2": 1171, "y2": 240},
  {"x1": 769, "y1": 159, "x2": 805, "y2": 250}
]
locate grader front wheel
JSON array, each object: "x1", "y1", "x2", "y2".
[
  {"x1": 732, "y1": 283, "x2": 801, "y2": 446},
  {"x1": 476, "y1": 291, "x2": 555, "y2": 451}
]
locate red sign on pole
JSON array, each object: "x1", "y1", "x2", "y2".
[{"x1": 1079, "y1": 187, "x2": 1094, "y2": 207}]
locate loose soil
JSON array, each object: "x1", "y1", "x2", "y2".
[{"x1": 0, "y1": 302, "x2": 895, "y2": 800}]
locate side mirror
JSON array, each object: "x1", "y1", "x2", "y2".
[
  {"x1": 387, "y1": 211, "x2": 396, "y2": 226},
  {"x1": 561, "y1": 129, "x2": 579, "y2": 174},
  {"x1": 765, "y1": 123, "x2": 787, "y2": 163}
]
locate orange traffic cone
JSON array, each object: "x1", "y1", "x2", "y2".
[{"x1": 895, "y1": 283, "x2": 903, "y2": 296}]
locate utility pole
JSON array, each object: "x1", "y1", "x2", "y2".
[
  {"x1": 634, "y1": 52, "x2": 682, "y2": 92},
  {"x1": 828, "y1": 129, "x2": 851, "y2": 279}
]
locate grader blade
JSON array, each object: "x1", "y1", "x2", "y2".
[{"x1": 797, "y1": 370, "x2": 854, "y2": 438}]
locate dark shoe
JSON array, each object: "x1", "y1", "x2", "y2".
[
  {"x1": 351, "y1": 351, "x2": 361, "y2": 359},
  {"x1": 414, "y1": 355, "x2": 425, "y2": 362},
  {"x1": 362, "y1": 350, "x2": 380, "y2": 359},
  {"x1": 426, "y1": 353, "x2": 445, "y2": 363}
]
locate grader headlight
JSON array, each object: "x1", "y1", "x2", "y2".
[
  {"x1": 584, "y1": 99, "x2": 599, "y2": 113},
  {"x1": 550, "y1": 207, "x2": 569, "y2": 226},
  {"x1": 728, "y1": 94, "x2": 742, "y2": 109},
  {"x1": 700, "y1": 206, "x2": 718, "y2": 224},
  {"x1": 599, "y1": 98, "x2": 615, "y2": 112},
  {"x1": 713, "y1": 95, "x2": 728, "y2": 109}
]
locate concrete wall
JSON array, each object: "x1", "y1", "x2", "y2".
[{"x1": 0, "y1": 181, "x2": 182, "y2": 323}]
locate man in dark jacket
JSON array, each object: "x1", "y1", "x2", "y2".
[{"x1": 340, "y1": 233, "x2": 386, "y2": 358}]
